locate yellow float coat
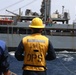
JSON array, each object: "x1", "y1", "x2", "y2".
[{"x1": 22, "y1": 33, "x2": 48, "y2": 71}]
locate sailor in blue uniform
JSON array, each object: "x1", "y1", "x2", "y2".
[{"x1": 0, "y1": 40, "x2": 10, "y2": 75}]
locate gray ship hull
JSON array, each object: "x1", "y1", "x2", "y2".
[{"x1": 0, "y1": 34, "x2": 76, "y2": 51}]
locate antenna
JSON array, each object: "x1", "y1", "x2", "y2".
[{"x1": 62, "y1": 6, "x2": 64, "y2": 18}]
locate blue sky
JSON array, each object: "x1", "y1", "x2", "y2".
[{"x1": 0, "y1": 0, "x2": 76, "y2": 24}]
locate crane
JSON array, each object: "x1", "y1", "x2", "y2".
[{"x1": 6, "y1": 9, "x2": 19, "y2": 16}]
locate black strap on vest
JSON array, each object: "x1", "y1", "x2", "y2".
[{"x1": 23, "y1": 64, "x2": 46, "y2": 70}]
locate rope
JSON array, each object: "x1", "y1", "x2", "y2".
[
  {"x1": 11, "y1": 71, "x2": 17, "y2": 75},
  {"x1": 13, "y1": 0, "x2": 37, "y2": 12},
  {"x1": 0, "y1": 0, "x2": 25, "y2": 11},
  {"x1": 2, "y1": 71, "x2": 17, "y2": 75}
]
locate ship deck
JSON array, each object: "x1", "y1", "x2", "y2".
[{"x1": 0, "y1": 24, "x2": 76, "y2": 51}]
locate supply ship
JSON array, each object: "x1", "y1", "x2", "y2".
[{"x1": 0, "y1": 0, "x2": 76, "y2": 51}]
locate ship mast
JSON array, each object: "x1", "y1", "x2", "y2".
[
  {"x1": 40, "y1": 0, "x2": 51, "y2": 23},
  {"x1": 45, "y1": 0, "x2": 51, "y2": 21}
]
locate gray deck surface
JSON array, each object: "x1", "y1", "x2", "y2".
[{"x1": 9, "y1": 51, "x2": 76, "y2": 75}]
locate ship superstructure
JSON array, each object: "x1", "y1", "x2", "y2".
[{"x1": 0, "y1": 0, "x2": 76, "y2": 51}]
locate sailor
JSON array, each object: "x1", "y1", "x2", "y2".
[
  {"x1": 0, "y1": 40, "x2": 10, "y2": 75},
  {"x1": 15, "y1": 17, "x2": 56, "y2": 75}
]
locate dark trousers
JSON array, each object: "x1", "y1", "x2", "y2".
[
  {"x1": 22, "y1": 70, "x2": 47, "y2": 75},
  {"x1": 0, "y1": 72, "x2": 2, "y2": 75}
]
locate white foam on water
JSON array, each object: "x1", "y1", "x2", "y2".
[{"x1": 9, "y1": 51, "x2": 15, "y2": 56}]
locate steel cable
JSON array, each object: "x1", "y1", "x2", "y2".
[
  {"x1": 0, "y1": 0, "x2": 25, "y2": 11},
  {"x1": 13, "y1": 0, "x2": 37, "y2": 12}
]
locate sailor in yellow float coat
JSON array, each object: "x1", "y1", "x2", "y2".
[{"x1": 15, "y1": 17, "x2": 56, "y2": 75}]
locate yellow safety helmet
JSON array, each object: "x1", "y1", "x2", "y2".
[{"x1": 29, "y1": 17, "x2": 45, "y2": 28}]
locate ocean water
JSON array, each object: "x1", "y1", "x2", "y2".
[{"x1": 9, "y1": 51, "x2": 76, "y2": 75}]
